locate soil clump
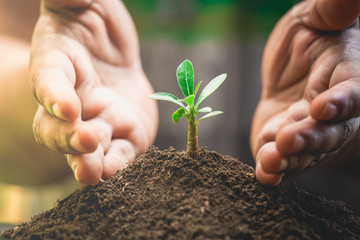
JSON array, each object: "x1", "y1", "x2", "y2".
[{"x1": 1, "y1": 146, "x2": 360, "y2": 239}]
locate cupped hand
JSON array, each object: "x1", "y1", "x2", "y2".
[
  {"x1": 30, "y1": 0, "x2": 158, "y2": 185},
  {"x1": 251, "y1": 0, "x2": 360, "y2": 185}
]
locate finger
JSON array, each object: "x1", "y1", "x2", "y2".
[
  {"x1": 30, "y1": 50, "x2": 81, "y2": 121},
  {"x1": 310, "y1": 78, "x2": 360, "y2": 121},
  {"x1": 306, "y1": 0, "x2": 360, "y2": 30},
  {"x1": 276, "y1": 117, "x2": 360, "y2": 155},
  {"x1": 257, "y1": 133, "x2": 317, "y2": 176},
  {"x1": 257, "y1": 142, "x2": 288, "y2": 174},
  {"x1": 284, "y1": 154, "x2": 317, "y2": 173},
  {"x1": 33, "y1": 106, "x2": 98, "y2": 153},
  {"x1": 255, "y1": 161, "x2": 282, "y2": 186},
  {"x1": 251, "y1": 110, "x2": 289, "y2": 157},
  {"x1": 67, "y1": 122, "x2": 135, "y2": 184},
  {"x1": 86, "y1": 118, "x2": 113, "y2": 154},
  {"x1": 66, "y1": 146, "x2": 104, "y2": 186},
  {"x1": 101, "y1": 139, "x2": 136, "y2": 179},
  {"x1": 66, "y1": 118, "x2": 116, "y2": 185},
  {"x1": 44, "y1": 0, "x2": 93, "y2": 8}
]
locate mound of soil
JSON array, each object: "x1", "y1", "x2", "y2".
[{"x1": 1, "y1": 146, "x2": 360, "y2": 239}]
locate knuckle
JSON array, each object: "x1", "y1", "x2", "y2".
[
  {"x1": 321, "y1": 118, "x2": 359, "y2": 154},
  {"x1": 300, "y1": 129, "x2": 320, "y2": 152},
  {"x1": 337, "y1": 118, "x2": 360, "y2": 149},
  {"x1": 53, "y1": 130, "x2": 70, "y2": 154}
]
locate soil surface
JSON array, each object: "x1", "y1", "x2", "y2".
[{"x1": 1, "y1": 146, "x2": 360, "y2": 239}]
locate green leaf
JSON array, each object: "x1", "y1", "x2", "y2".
[
  {"x1": 194, "y1": 81, "x2": 203, "y2": 95},
  {"x1": 197, "y1": 107, "x2": 212, "y2": 113},
  {"x1": 172, "y1": 108, "x2": 186, "y2": 123},
  {"x1": 176, "y1": 59, "x2": 194, "y2": 97},
  {"x1": 149, "y1": 92, "x2": 185, "y2": 108},
  {"x1": 195, "y1": 73, "x2": 226, "y2": 107},
  {"x1": 197, "y1": 111, "x2": 223, "y2": 123},
  {"x1": 181, "y1": 95, "x2": 195, "y2": 107}
]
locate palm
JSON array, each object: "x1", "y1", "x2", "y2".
[{"x1": 30, "y1": 0, "x2": 158, "y2": 185}]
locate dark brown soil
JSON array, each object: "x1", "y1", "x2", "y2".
[{"x1": 1, "y1": 146, "x2": 360, "y2": 239}]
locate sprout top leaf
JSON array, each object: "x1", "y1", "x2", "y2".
[{"x1": 176, "y1": 59, "x2": 194, "y2": 97}]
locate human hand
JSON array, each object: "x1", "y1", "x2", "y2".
[
  {"x1": 251, "y1": 0, "x2": 360, "y2": 185},
  {"x1": 30, "y1": 0, "x2": 158, "y2": 185}
]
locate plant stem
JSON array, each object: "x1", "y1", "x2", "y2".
[{"x1": 187, "y1": 108, "x2": 198, "y2": 158}]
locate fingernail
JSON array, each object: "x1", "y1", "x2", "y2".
[
  {"x1": 70, "y1": 132, "x2": 88, "y2": 152},
  {"x1": 273, "y1": 175, "x2": 283, "y2": 186},
  {"x1": 52, "y1": 103, "x2": 65, "y2": 119},
  {"x1": 291, "y1": 134, "x2": 305, "y2": 153},
  {"x1": 278, "y1": 159, "x2": 288, "y2": 172},
  {"x1": 73, "y1": 165, "x2": 79, "y2": 182}
]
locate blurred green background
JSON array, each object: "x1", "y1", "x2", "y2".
[{"x1": 125, "y1": 0, "x2": 296, "y2": 42}]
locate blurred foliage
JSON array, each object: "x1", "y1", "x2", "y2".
[
  {"x1": 239, "y1": 0, "x2": 299, "y2": 38},
  {"x1": 124, "y1": 0, "x2": 298, "y2": 43}
]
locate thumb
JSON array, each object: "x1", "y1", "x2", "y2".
[{"x1": 306, "y1": 0, "x2": 360, "y2": 30}]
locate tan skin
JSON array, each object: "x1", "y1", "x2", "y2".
[
  {"x1": 251, "y1": 0, "x2": 360, "y2": 185},
  {"x1": 1, "y1": 0, "x2": 359, "y2": 187},
  {"x1": 30, "y1": 0, "x2": 158, "y2": 185}
]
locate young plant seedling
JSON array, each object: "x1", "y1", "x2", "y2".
[{"x1": 149, "y1": 59, "x2": 226, "y2": 158}]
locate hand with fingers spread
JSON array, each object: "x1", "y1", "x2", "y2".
[
  {"x1": 30, "y1": 0, "x2": 158, "y2": 185},
  {"x1": 251, "y1": 0, "x2": 360, "y2": 185}
]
